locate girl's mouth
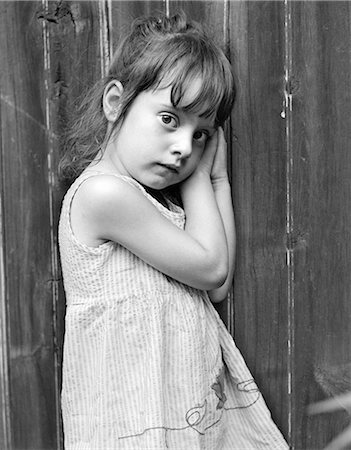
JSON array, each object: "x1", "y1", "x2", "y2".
[{"x1": 158, "y1": 163, "x2": 179, "y2": 174}]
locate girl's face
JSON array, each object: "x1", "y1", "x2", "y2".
[{"x1": 104, "y1": 79, "x2": 215, "y2": 190}]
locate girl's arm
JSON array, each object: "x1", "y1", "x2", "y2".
[
  {"x1": 207, "y1": 178, "x2": 236, "y2": 302},
  {"x1": 70, "y1": 133, "x2": 228, "y2": 291},
  {"x1": 207, "y1": 128, "x2": 236, "y2": 302}
]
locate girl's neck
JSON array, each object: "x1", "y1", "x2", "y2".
[
  {"x1": 143, "y1": 186, "x2": 169, "y2": 208},
  {"x1": 147, "y1": 185, "x2": 182, "y2": 209}
]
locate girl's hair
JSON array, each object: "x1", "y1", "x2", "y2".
[{"x1": 59, "y1": 12, "x2": 236, "y2": 186}]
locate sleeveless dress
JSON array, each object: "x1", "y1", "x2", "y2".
[{"x1": 58, "y1": 171, "x2": 288, "y2": 450}]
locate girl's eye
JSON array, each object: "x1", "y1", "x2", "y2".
[
  {"x1": 160, "y1": 114, "x2": 178, "y2": 128},
  {"x1": 193, "y1": 130, "x2": 209, "y2": 143}
]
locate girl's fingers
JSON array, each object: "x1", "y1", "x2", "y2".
[
  {"x1": 204, "y1": 130, "x2": 218, "y2": 157},
  {"x1": 211, "y1": 127, "x2": 228, "y2": 180},
  {"x1": 216, "y1": 127, "x2": 226, "y2": 150},
  {"x1": 198, "y1": 130, "x2": 218, "y2": 172}
]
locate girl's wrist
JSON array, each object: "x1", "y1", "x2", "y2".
[
  {"x1": 180, "y1": 171, "x2": 213, "y2": 207},
  {"x1": 211, "y1": 174, "x2": 231, "y2": 192},
  {"x1": 180, "y1": 170, "x2": 210, "y2": 192}
]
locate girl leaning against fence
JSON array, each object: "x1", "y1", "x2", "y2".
[{"x1": 58, "y1": 11, "x2": 288, "y2": 450}]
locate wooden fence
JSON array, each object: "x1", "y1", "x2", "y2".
[{"x1": 0, "y1": 1, "x2": 350, "y2": 449}]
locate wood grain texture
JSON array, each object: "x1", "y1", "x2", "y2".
[
  {"x1": 42, "y1": 1, "x2": 107, "y2": 448},
  {"x1": 228, "y1": 0, "x2": 289, "y2": 440},
  {"x1": 0, "y1": 144, "x2": 10, "y2": 448},
  {"x1": 0, "y1": 2, "x2": 56, "y2": 448},
  {"x1": 290, "y1": 2, "x2": 351, "y2": 448},
  {"x1": 1, "y1": 1, "x2": 350, "y2": 448}
]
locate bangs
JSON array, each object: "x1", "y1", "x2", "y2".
[{"x1": 155, "y1": 37, "x2": 235, "y2": 125}]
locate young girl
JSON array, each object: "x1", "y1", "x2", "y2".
[{"x1": 58, "y1": 12, "x2": 288, "y2": 450}]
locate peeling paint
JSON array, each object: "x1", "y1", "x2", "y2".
[{"x1": 37, "y1": 0, "x2": 75, "y2": 26}]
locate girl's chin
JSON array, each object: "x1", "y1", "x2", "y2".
[
  {"x1": 143, "y1": 182, "x2": 176, "y2": 191},
  {"x1": 138, "y1": 176, "x2": 183, "y2": 191}
]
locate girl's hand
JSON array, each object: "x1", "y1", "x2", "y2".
[
  {"x1": 210, "y1": 127, "x2": 229, "y2": 186},
  {"x1": 180, "y1": 128, "x2": 228, "y2": 196},
  {"x1": 193, "y1": 127, "x2": 228, "y2": 182},
  {"x1": 180, "y1": 130, "x2": 219, "y2": 195},
  {"x1": 196, "y1": 129, "x2": 219, "y2": 177}
]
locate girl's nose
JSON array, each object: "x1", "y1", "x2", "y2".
[{"x1": 170, "y1": 133, "x2": 192, "y2": 159}]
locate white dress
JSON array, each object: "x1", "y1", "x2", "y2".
[{"x1": 58, "y1": 171, "x2": 288, "y2": 450}]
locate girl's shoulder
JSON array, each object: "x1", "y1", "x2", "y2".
[
  {"x1": 73, "y1": 170, "x2": 184, "y2": 218},
  {"x1": 71, "y1": 170, "x2": 181, "y2": 234},
  {"x1": 72, "y1": 171, "x2": 150, "y2": 223},
  {"x1": 75, "y1": 170, "x2": 144, "y2": 194},
  {"x1": 66, "y1": 171, "x2": 150, "y2": 248},
  {"x1": 68, "y1": 170, "x2": 156, "y2": 214},
  {"x1": 66, "y1": 170, "x2": 184, "y2": 249},
  {"x1": 76, "y1": 171, "x2": 142, "y2": 200},
  {"x1": 68, "y1": 171, "x2": 186, "y2": 262}
]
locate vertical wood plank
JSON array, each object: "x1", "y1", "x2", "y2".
[
  {"x1": 167, "y1": 0, "x2": 289, "y2": 439},
  {"x1": 0, "y1": 2, "x2": 57, "y2": 448},
  {"x1": 0, "y1": 157, "x2": 10, "y2": 448},
  {"x1": 228, "y1": 1, "x2": 289, "y2": 439},
  {"x1": 290, "y1": 2, "x2": 351, "y2": 448},
  {"x1": 40, "y1": 1, "x2": 107, "y2": 447}
]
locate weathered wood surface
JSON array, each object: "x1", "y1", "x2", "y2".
[
  {"x1": 42, "y1": 2, "x2": 106, "y2": 448},
  {"x1": 228, "y1": 0, "x2": 290, "y2": 438},
  {"x1": 1, "y1": 1, "x2": 351, "y2": 449},
  {"x1": 110, "y1": 0, "x2": 165, "y2": 50},
  {"x1": 0, "y1": 2, "x2": 57, "y2": 448},
  {"x1": 290, "y1": 2, "x2": 351, "y2": 448}
]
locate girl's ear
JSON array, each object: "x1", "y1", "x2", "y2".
[{"x1": 103, "y1": 80, "x2": 124, "y2": 122}]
